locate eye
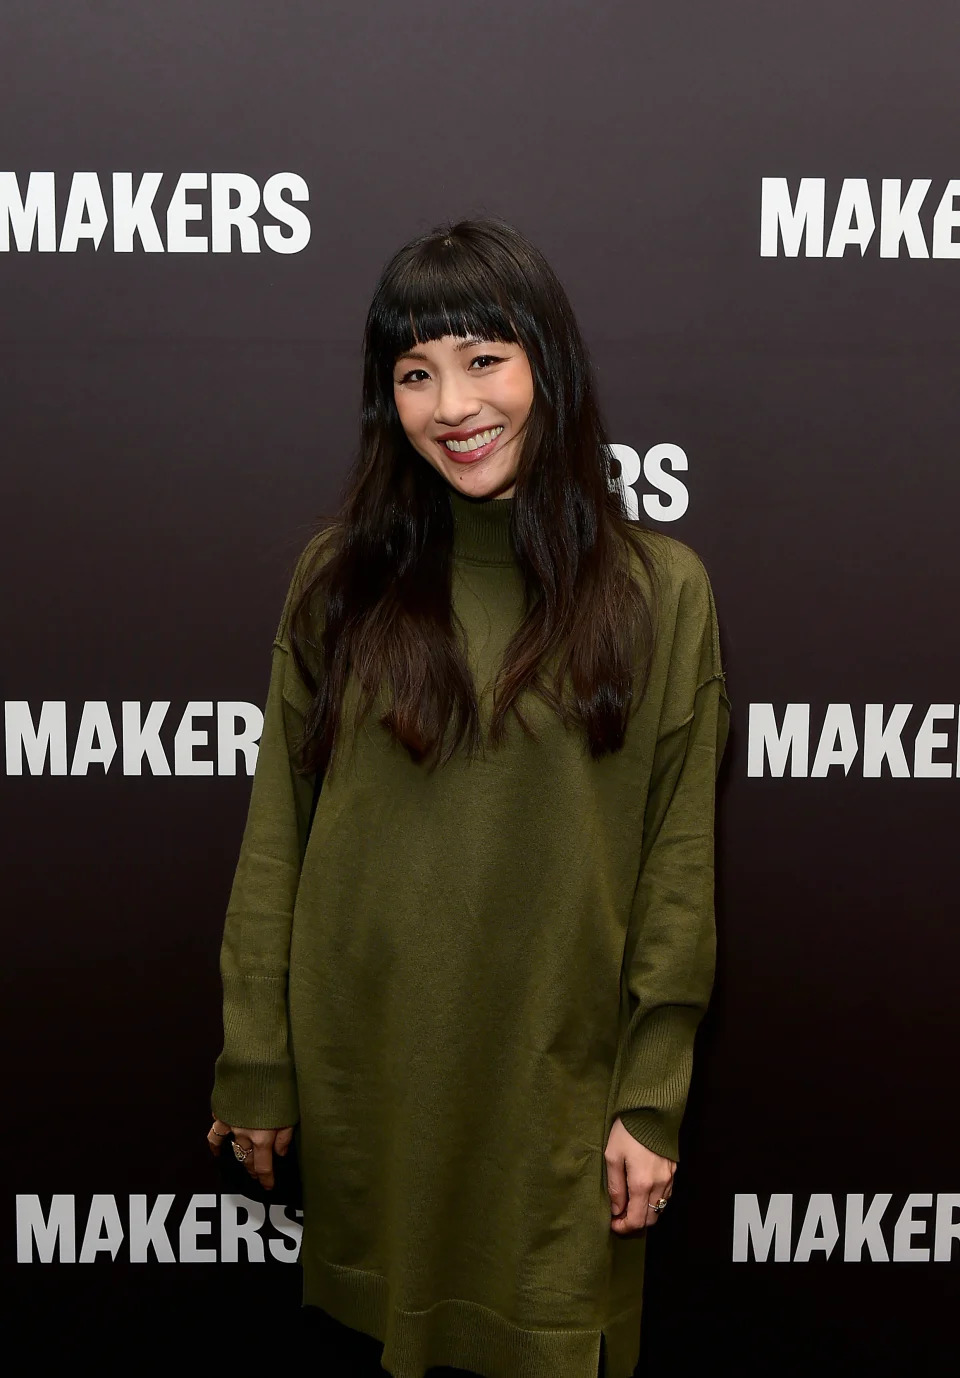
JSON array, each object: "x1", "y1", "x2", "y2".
[{"x1": 395, "y1": 354, "x2": 504, "y2": 386}]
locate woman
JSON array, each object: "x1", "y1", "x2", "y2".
[{"x1": 207, "y1": 216, "x2": 730, "y2": 1378}]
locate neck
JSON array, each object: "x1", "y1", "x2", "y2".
[{"x1": 449, "y1": 486, "x2": 516, "y2": 565}]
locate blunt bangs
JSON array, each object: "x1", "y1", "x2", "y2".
[{"x1": 369, "y1": 240, "x2": 525, "y2": 367}]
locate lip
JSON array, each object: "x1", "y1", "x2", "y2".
[
  {"x1": 435, "y1": 423, "x2": 500, "y2": 442},
  {"x1": 436, "y1": 426, "x2": 505, "y2": 465}
]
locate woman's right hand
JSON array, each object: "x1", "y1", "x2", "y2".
[{"x1": 207, "y1": 1118, "x2": 295, "y2": 1191}]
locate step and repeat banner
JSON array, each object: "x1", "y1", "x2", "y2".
[{"x1": 2, "y1": 2, "x2": 956, "y2": 1372}]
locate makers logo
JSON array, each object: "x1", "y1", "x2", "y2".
[
  {"x1": 0, "y1": 171, "x2": 310, "y2": 253},
  {"x1": 748, "y1": 702, "x2": 960, "y2": 778},
  {"x1": 611, "y1": 442, "x2": 689, "y2": 523},
  {"x1": 16, "y1": 1193, "x2": 302, "y2": 1263},
  {"x1": 3, "y1": 700, "x2": 263, "y2": 776},
  {"x1": 733, "y1": 1193, "x2": 960, "y2": 1263},
  {"x1": 760, "y1": 177, "x2": 960, "y2": 258}
]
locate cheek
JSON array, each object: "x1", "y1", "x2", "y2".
[
  {"x1": 394, "y1": 391, "x2": 426, "y2": 435},
  {"x1": 502, "y1": 368, "x2": 535, "y2": 418}
]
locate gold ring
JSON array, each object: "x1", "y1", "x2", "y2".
[
  {"x1": 210, "y1": 1127, "x2": 226, "y2": 1138},
  {"x1": 232, "y1": 1141, "x2": 252, "y2": 1162},
  {"x1": 651, "y1": 1198, "x2": 669, "y2": 1212}
]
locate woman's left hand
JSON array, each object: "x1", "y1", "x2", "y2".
[{"x1": 604, "y1": 1117, "x2": 675, "y2": 1235}]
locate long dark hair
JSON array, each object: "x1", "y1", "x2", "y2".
[{"x1": 288, "y1": 215, "x2": 662, "y2": 777}]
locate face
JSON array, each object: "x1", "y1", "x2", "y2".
[{"x1": 392, "y1": 334, "x2": 535, "y2": 500}]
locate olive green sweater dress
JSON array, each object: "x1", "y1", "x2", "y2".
[{"x1": 211, "y1": 487, "x2": 730, "y2": 1378}]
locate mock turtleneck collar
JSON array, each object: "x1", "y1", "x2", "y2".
[{"x1": 449, "y1": 487, "x2": 516, "y2": 565}]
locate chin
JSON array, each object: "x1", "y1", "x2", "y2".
[{"x1": 454, "y1": 475, "x2": 514, "y2": 499}]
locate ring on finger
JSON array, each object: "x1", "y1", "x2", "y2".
[{"x1": 232, "y1": 1141, "x2": 252, "y2": 1162}]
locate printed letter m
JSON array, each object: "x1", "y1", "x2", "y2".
[
  {"x1": 760, "y1": 177, "x2": 825, "y2": 257},
  {"x1": 17, "y1": 1195, "x2": 76, "y2": 1262},
  {"x1": 747, "y1": 703, "x2": 810, "y2": 777},
  {"x1": 733, "y1": 1193, "x2": 793, "y2": 1262}
]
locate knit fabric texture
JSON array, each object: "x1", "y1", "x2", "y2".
[{"x1": 212, "y1": 487, "x2": 731, "y2": 1378}]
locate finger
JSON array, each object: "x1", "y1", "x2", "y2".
[
  {"x1": 620, "y1": 1160, "x2": 655, "y2": 1233},
  {"x1": 252, "y1": 1139, "x2": 275, "y2": 1191},
  {"x1": 206, "y1": 1118, "x2": 232, "y2": 1152},
  {"x1": 605, "y1": 1152, "x2": 628, "y2": 1219},
  {"x1": 232, "y1": 1136, "x2": 257, "y2": 1177},
  {"x1": 644, "y1": 1186, "x2": 673, "y2": 1228},
  {"x1": 610, "y1": 1192, "x2": 652, "y2": 1235},
  {"x1": 644, "y1": 1201, "x2": 661, "y2": 1228},
  {"x1": 275, "y1": 1126, "x2": 295, "y2": 1158},
  {"x1": 610, "y1": 1205, "x2": 651, "y2": 1232},
  {"x1": 207, "y1": 1119, "x2": 232, "y2": 1156}
]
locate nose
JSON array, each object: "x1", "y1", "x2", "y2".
[{"x1": 434, "y1": 371, "x2": 482, "y2": 428}]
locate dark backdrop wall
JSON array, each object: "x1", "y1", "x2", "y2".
[{"x1": 2, "y1": 2, "x2": 957, "y2": 1372}]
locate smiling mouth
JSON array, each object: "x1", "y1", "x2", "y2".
[{"x1": 438, "y1": 425, "x2": 504, "y2": 462}]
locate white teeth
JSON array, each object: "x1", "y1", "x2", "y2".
[{"x1": 442, "y1": 426, "x2": 503, "y2": 453}]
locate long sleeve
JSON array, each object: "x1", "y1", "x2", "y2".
[
  {"x1": 210, "y1": 536, "x2": 327, "y2": 1129},
  {"x1": 612, "y1": 551, "x2": 731, "y2": 1163}
]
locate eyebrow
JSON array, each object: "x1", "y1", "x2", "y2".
[{"x1": 395, "y1": 336, "x2": 491, "y2": 364}]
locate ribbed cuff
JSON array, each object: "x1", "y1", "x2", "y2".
[
  {"x1": 211, "y1": 1058, "x2": 299, "y2": 1130},
  {"x1": 210, "y1": 974, "x2": 300, "y2": 1128},
  {"x1": 616, "y1": 1109, "x2": 681, "y2": 1163},
  {"x1": 613, "y1": 1003, "x2": 703, "y2": 1163}
]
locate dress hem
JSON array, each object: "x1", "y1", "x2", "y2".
[{"x1": 302, "y1": 1254, "x2": 643, "y2": 1378}]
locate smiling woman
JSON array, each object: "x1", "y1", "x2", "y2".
[
  {"x1": 392, "y1": 333, "x2": 535, "y2": 497},
  {"x1": 208, "y1": 216, "x2": 730, "y2": 1378}
]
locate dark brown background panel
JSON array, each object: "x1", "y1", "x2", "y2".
[{"x1": 1, "y1": 2, "x2": 956, "y2": 1371}]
